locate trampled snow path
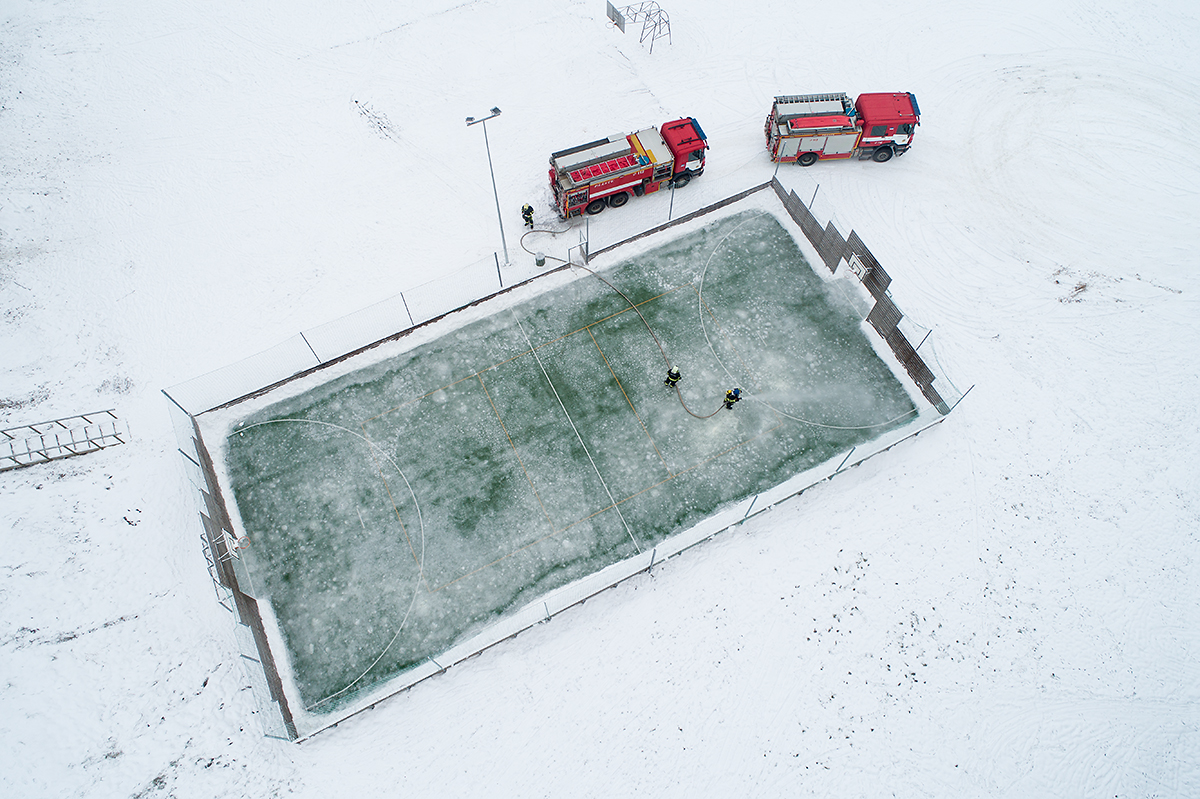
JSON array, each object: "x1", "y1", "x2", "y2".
[{"x1": 2, "y1": 1, "x2": 1198, "y2": 796}]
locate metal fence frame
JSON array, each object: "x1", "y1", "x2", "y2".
[
  {"x1": 164, "y1": 177, "x2": 964, "y2": 740},
  {"x1": 164, "y1": 394, "x2": 296, "y2": 740},
  {"x1": 1, "y1": 410, "x2": 129, "y2": 472},
  {"x1": 768, "y1": 178, "x2": 954, "y2": 413}
]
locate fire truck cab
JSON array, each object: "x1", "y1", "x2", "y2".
[
  {"x1": 765, "y1": 92, "x2": 920, "y2": 165},
  {"x1": 549, "y1": 117, "x2": 708, "y2": 219}
]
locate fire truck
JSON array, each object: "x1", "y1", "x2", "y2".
[
  {"x1": 549, "y1": 117, "x2": 708, "y2": 218},
  {"x1": 765, "y1": 92, "x2": 920, "y2": 166}
]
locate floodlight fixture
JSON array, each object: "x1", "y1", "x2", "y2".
[{"x1": 466, "y1": 108, "x2": 502, "y2": 127}]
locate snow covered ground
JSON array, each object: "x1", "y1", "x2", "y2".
[{"x1": 2, "y1": 1, "x2": 1198, "y2": 796}]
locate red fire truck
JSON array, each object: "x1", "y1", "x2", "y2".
[
  {"x1": 765, "y1": 92, "x2": 920, "y2": 166},
  {"x1": 549, "y1": 118, "x2": 708, "y2": 218}
]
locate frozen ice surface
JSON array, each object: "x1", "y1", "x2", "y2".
[{"x1": 225, "y1": 211, "x2": 917, "y2": 712}]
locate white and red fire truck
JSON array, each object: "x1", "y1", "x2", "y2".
[
  {"x1": 549, "y1": 117, "x2": 708, "y2": 218},
  {"x1": 764, "y1": 92, "x2": 920, "y2": 166}
]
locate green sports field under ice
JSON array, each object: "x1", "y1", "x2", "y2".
[{"x1": 224, "y1": 210, "x2": 916, "y2": 713}]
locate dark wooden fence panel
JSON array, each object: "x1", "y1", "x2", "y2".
[{"x1": 771, "y1": 177, "x2": 948, "y2": 415}]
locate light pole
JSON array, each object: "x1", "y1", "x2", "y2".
[{"x1": 465, "y1": 107, "x2": 508, "y2": 264}]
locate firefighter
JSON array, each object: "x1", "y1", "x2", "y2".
[
  {"x1": 521, "y1": 203, "x2": 535, "y2": 229},
  {"x1": 664, "y1": 367, "x2": 681, "y2": 388},
  {"x1": 724, "y1": 388, "x2": 741, "y2": 410}
]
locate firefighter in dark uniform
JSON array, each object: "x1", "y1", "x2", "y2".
[
  {"x1": 521, "y1": 203, "x2": 535, "y2": 229},
  {"x1": 724, "y1": 387, "x2": 741, "y2": 410},
  {"x1": 664, "y1": 367, "x2": 681, "y2": 388}
]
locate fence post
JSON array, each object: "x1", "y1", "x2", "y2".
[
  {"x1": 161, "y1": 389, "x2": 190, "y2": 416},
  {"x1": 835, "y1": 446, "x2": 856, "y2": 473},
  {"x1": 300, "y1": 332, "x2": 321, "y2": 365},
  {"x1": 948, "y1": 384, "x2": 975, "y2": 413},
  {"x1": 401, "y1": 292, "x2": 415, "y2": 327},
  {"x1": 742, "y1": 494, "x2": 759, "y2": 520},
  {"x1": 178, "y1": 447, "x2": 201, "y2": 469}
]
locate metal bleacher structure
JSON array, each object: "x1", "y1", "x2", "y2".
[
  {"x1": 607, "y1": 2, "x2": 671, "y2": 53},
  {"x1": 1, "y1": 410, "x2": 129, "y2": 472}
]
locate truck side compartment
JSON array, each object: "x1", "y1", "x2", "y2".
[
  {"x1": 549, "y1": 117, "x2": 708, "y2": 219},
  {"x1": 765, "y1": 92, "x2": 920, "y2": 166}
]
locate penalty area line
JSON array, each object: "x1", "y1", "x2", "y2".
[{"x1": 510, "y1": 309, "x2": 643, "y2": 555}]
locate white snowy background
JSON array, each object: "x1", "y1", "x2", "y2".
[{"x1": 2, "y1": 0, "x2": 1199, "y2": 796}]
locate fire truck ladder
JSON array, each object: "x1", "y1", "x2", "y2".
[{"x1": 772, "y1": 93, "x2": 854, "y2": 120}]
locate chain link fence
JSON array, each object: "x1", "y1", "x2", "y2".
[{"x1": 166, "y1": 255, "x2": 524, "y2": 417}]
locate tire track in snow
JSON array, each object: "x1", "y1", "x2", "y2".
[
  {"x1": 944, "y1": 50, "x2": 1200, "y2": 276},
  {"x1": 967, "y1": 696, "x2": 1199, "y2": 795}
]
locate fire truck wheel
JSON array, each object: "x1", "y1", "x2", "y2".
[
  {"x1": 797, "y1": 152, "x2": 819, "y2": 167},
  {"x1": 607, "y1": 192, "x2": 630, "y2": 208},
  {"x1": 872, "y1": 147, "x2": 894, "y2": 163},
  {"x1": 671, "y1": 173, "x2": 691, "y2": 189},
  {"x1": 585, "y1": 199, "x2": 607, "y2": 215}
]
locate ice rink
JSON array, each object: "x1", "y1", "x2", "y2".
[{"x1": 223, "y1": 210, "x2": 917, "y2": 713}]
